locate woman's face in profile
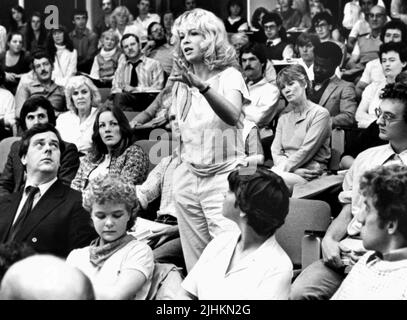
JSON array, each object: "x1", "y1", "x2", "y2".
[
  {"x1": 91, "y1": 202, "x2": 130, "y2": 245},
  {"x1": 280, "y1": 79, "x2": 305, "y2": 103},
  {"x1": 71, "y1": 84, "x2": 92, "y2": 113}
]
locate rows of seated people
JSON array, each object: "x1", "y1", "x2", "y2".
[{"x1": 1, "y1": 0, "x2": 407, "y2": 300}]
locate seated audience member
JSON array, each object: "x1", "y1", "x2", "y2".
[
  {"x1": 25, "y1": 12, "x2": 47, "y2": 53},
  {"x1": 56, "y1": 76, "x2": 101, "y2": 154},
  {"x1": 271, "y1": 64, "x2": 331, "y2": 187},
  {"x1": 276, "y1": 0, "x2": 311, "y2": 30},
  {"x1": 136, "y1": 154, "x2": 184, "y2": 267},
  {"x1": 15, "y1": 50, "x2": 66, "y2": 118},
  {"x1": 142, "y1": 21, "x2": 174, "y2": 76},
  {"x1": 224, "y1": 0, "x2": 248, "y2": 33},
  {"x1": 332, "y1": 164, "x2": 407, "y2": 300},
  {"x1": 0, "y1": 24, "x2": 6, "y2": 55},
  {"x1": 347, "y1": 5, "x2": 386, "y2": 71},
  {"x1": 46, "y1": 25, "x2": 78, "y2": 87},
  {"x1": 69, "y1": 9, "x2": 99, "y2": 74},
  {"x1": 71, "y1": 104, "x2": 148, "y2": 192},
  {"x1": 296, "y1": 33, "x2": 320, "y2": 81},
  {"x1": 0, "y1": 32, "x2": 30, "y2": 94},
  {"x1": 249, "y1": 7, "x2": 268, "y2": 44},
  {"x1": 0, "y1": 255, "x2": 95, "y2": 300},
  {"x1": 343, "y1": 0, "x2": 362, "y2": 36},
  {"x1": 162, "y1": 11, "x2": 175, "y2": 44},
  {"x1": 109, "y1": 6, "x2": 136, "y2": 41},
  {"x1": 347, "y1": 0, "x2": 378, "y2": 52},
  {"x1": 0, "y1": 96, "x2": 79, "y2": 198},
  {"x1": 356, "y1": 42, "x2": 407, "y2": 129},
  {"x1": 261, "y1": 12, "x2": 294, "y2": 61},
  {"x1": 0, "y1": 242, "x2": 35, "y2": 282},
  {"x1": 231, "y1": 32, "x2": 249, "y2": 57},
  {"x1": 112, "y1": 34, "x2": 164, "y2": 111},
  {"x1": 184, "y1": 0, "x2": 197, "y2": 11},
  {"x1": 0, "y1": 66, "x2": 16, "y2": 141},
  {"x1": 94, "y1": 0, "x2": 116, "y2": 38},
  {"x1": 311, "y1": 12, "x2": 346, "y2": 68},
  {"x1": 181, "y1": 167, "x2": 293, "y2": 300},
  {"x1": 290, "y1": 82, "x2": 407, "y2": 300},
  {"x1": 391, "y1": 0, "x2": 407, "y2": 23},
  {"x1": 356, "y1": 19, "x2": 407, "y2": 98},
  {"x1": 9, "y1": 5, "x2": 27, "y2": 35},
  {"x1": 89, "y1": 29, "x2": 122, "y2": 87},
  {"x1": 241, "y1": 43, "x2": 280, "y2": 129},
  {"x1": 311, "y1": 42, "x2": 357, "y2": 129},
  {"x1": 131, "y1": 0, "x2": 161, "y2": 46},
  {"x1": 67, "y1": 175, "x2": 154, "y2": 300},
  {"x1": 0, "y1": 123, "x2": 96, "y2": 257}
]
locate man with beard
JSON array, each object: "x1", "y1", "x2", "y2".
[
  {"x1": 94, "y1": 0, "x2": 116, "y2": 38},
  {"x1": 142, "y1": 22, "x2": 174, "y2": 76},
  {"x1": 15, "y1": 51, "x2": 65, "y2": 119},
  {"x1": 310, "y1": 42, "x2": 357, "y2": 129}
]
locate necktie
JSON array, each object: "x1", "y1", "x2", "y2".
[
  {"x1": 130, "y1": 60, "x2": 142, "y2": 87},
  {"x1": 7, "y1": 186, "x2": 40, "y2": 242}
]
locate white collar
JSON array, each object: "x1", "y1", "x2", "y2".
[
  {"x1": 25, "y1": 177, "x2": 58, "y2": 197},
  {"x1": 266, "y1": 38, "x2": 282, "y2": 46}
]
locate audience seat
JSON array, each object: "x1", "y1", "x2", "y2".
[
  {"x1": 0, "y1": 137, "x2": 21, "y2": 174},
  {"x1": 275, "y1": 199, "x2": 331, "y2": 275}
]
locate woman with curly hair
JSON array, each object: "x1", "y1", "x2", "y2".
[
  {"x1": 46, "y1": 25, "x2": 78, "y2": 87},
  {"x1": 71, "y1": 103, "x2": 149, "y2": 192},
  {"x1": 109, "y1": 6, "x2": 139, "y2": 41},
  {"x1": 56, "y1": 76, "x2": 101, "y2": 154},
  {"x1": 169, "y1": 8, "x2": 249, "y2": 272},
  {"x1": 66, "y1": 174, "x2": 154, "y2": 300}
]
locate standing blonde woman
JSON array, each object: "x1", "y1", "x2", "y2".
[{"x1": 170, "y1": 8, "x2": 250, "y2": 272}]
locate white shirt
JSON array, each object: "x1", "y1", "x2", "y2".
[
  {"x1": 132, "y1": 13, "x2": 160, "y2": 44},
  {"x1": 182, "y1": 231, "x2": 293, "y2": 300},
  {"x1": 66, "y1": 239, "x2": 154, "y2": 300},
  {"x1": 56, "y1": 107, "x2": 98, "y2": 153},
  {"x1": 356, "y1": 80, "x2": 386, "y2": 128},
  {"x1": 244, "y1": 78, "x2": 279, "y2": 128},
  {"x1": 0, "y1": 87, "x2": 16, "y2": 123},
  {"x1": 359, "y1": 58, "x2": 385, "y2": 85},
  {"x1": 13, "y1": 177, "x2": 58, "y2": 225},
  {"x1": 52, "y1": 46, "x2": 78, "y2": 87},
  {"x1": 0, "y1": 25, "x2": 6, "y2": 55}
]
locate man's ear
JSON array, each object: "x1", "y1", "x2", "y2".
[
  {"x1": 387, "y1": 220, "x2": 398, "y2": 235},
  {"x1": 21, "y1": 154, "x2": 27, "y2": 167}
]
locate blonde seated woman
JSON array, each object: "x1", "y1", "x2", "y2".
[
  {"x1": 56, "y1": 76, "x2": 101, "y2": 154},
  {"x1": 66, "y1": 174, "x2": 154, "y2": 300},
  {"x1": 271, "y1": 64, "x2": 331, "y2": 187}
]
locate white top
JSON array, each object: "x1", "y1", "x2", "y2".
[
  {"x1": 56, "y1": 107, "x2": 98, "y2": 153},
  {"x1": 343, "y1": 0, "x2": 362, "y2": 30},
  {"x1": 332, "y1": 251, "x2": 407, "y2": 300},
  {"x1": 53, "y1": 46, "x2": 78, "y2": 87},
  {"x1": 66, "y1": 239, "x2": 154, "y2": 300},
  {"x1": 359, "y1": 58, "x2": 385, "y2": 85},
  {"x1": 349, "y1": 19, "x2": 370, "y2": 39},
  {"x1": 0, "y1": 25, "x2": 6, "y2": 55},
  {"x1": 182, "y1": 231, "x2": 293, "y2": 300},
  {"x1": 356, "y1": 80, "x2": 386, "y2": 128},
  {"x1": 244, "y1": 78, "x2": 279, "y2": 128},
  {"x1": 172, "y1": 67, "x2": 249, "y2": 174},
  {"x1": 0, "y1": 87, "x2": 16, "y2": 123},
  {"x1": 131, "y1": 13, "x2": 161, "y2": 44}
]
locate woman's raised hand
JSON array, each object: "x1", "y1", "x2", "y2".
[{"x1": 169, "y1": 59, "x2": 206, "y2": 91}]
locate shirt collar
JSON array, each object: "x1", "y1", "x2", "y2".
[
  {"x1": 383, "y1": 247, "x2": 407, "y2": 262},
  {"x1": 247, "y1": 77, "x2": 267, "y2": 88},
  {"x1": 267, "y1": 38, "x2": 282, "y2": 46},
  {"x1": 377, "y1": 144, "x2": 407, "y2": 165},
  {"x1": 25, "y1": 177, "x2": 57, "y2": 197},
  {"x1": 125, "y1": 55, "x2": 145, "y2": 65}
]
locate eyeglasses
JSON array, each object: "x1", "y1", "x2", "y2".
[
  {"x1": 368, "y1": 13, "x2": 385, "y2": 19},
  {"x1": 375, "y1": 108, "x2": 404, "y2": 123}
]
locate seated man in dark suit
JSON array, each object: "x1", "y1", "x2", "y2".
[
  {"x1": 0, "y1": 123, "x2": 96, "y2": 257},
  {"x1": 310, "y1": 42, "x2": 357, "y2": 129},
  {"x1": 0, "y1": 96, "x2": 79, "y2": 198}
]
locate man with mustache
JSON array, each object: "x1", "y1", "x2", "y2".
[
  {"x1": 240, "y1": 43, "x2": 281, "y2": 161},
  {"x1": 111, "y1": 33, "x2": 164, "y2": 112},
  {"x1": 15, "y1": 51, "x2": 65, "y2": 119}
]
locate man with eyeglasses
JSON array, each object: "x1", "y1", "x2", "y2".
[
  {"x1": 142, "y1": 22, "x2": 174, "y2": 76},
  {"x1": 291, "y1": 81, "x2": 407, "y2": 300},
  {"x1": 94, "y1": 0, "x2": 116, "y2": 38}
]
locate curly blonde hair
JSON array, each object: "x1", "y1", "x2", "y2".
[
  {"x1": 64, "y1": 76, "x2": 102, "y2": 114},
  {"x1": 82, "y1": 174, "x2": 139, "y2": 230},
  {"x1": 172, "y1": 8, "x2": 238, "y2": 71},
  {"x1": 110, "y1": 6, "x2": 133, "y2": 29}
]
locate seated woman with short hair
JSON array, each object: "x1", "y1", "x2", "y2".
[
  {"x1": 180, "y1": 166, "x2": 293, "y2": 300},
  {"x1": 271, "y1": 64, "x2": 331, "y2": 187},
  {"x1": 66, "y1": 174, "x2": 154, "y2": 300},
  {"x1": 71, "y1": 103, "x2": 149, "y2": 192}
]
